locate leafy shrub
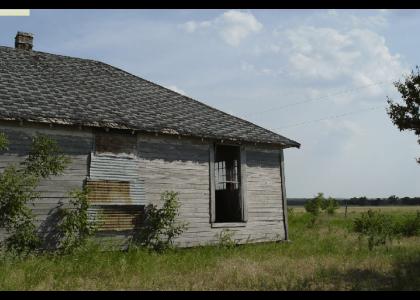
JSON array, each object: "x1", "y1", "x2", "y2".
[
  {"x1": 305, "y1": 193, "x2": 340, "y2": 218},
  {"x1": 22, "y1": 134, "x2": 70, "y2": 178},
  {"x1": 323, "y1": 197, "x2": 340, "y2": 215},
  {"x1": 0, "y1": 133, "x2": 70, "y2": 255},
  {"x1": 393, "y1": 211, "x2": 420, "y2": 237},
  {"x1": 353, "y1": 210, "x2": 395, "y2": 250},
  {"x1": 0, "y1": 132, "x2": 8, "y2": 151},
  {"x1": 304, "y1": 193, "x2": 325, "y2": 216},
  {"x1": 304, "y1": 193, "x2": 340, "y2": 227},
  {"x1": 56, "y1": 187, "x2": 97, "y2": 253},
  {"x1": 217, "y1": 229, "x2": 236, "y2": 249},
  {"x1": 132, "y1": 191, "x2": 188, "y2": 252},
  {"x1": 0, "y1": 166, "x2": 41, "y2": 254}
]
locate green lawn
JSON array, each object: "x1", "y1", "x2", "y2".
[{"x1": 1, "y1": 207, "x2": 419, "y2": 290}]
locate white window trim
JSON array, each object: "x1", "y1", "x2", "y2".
[{"x1": 211, "y1": 222, "x2": 246, "y2": 228}]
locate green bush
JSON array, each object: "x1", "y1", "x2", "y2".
[
  {"x1": 0, "y1": 133, "x2": 70, "y2": 255},
  {"x1": 304, "y1": 193, "x2": 325, "y2": 216},
  {"x1": 21, "y1": 134, "x2": 70, "y2": 178},
  {"x1": 304, "y1": 193, "x2": 340, "y2": 227},
  {"x1": 393, "y1": 211, "x2": 420, "y2": 237},
  {"x1": 56, "y1": 187, "x2": 97, "y2": 253},
  {"x1": 132, "y1": 191, "x2": 188, "y2": 252},
  {"x1": 0, "y1": 132, "x2": 8, "y2": 151},
  {"x1": 0, "y1": 166, "x2": 41, "y2": 255},
  {"x1": 323, "y1": 197, "x2": 340, "y2": 215},
  {"x1": 353, "y1": 209, "x2": 395, "y2": 250}
]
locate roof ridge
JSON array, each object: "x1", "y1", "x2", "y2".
[{"x1": 0, "y1": 45, "x2": 103, "y2": 64}]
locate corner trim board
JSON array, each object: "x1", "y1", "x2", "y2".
[
  {"x1": 209, "y1": 143, "x2": 216, "y2": 223},
  {"x1": 279, "y1": 149, "x2": 289, "y2": 241}
]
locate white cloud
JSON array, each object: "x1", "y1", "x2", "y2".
[
  {"x1": 282, "y1": 26, "x2": 406, "y2": 97},
  {"x1": 179, "y1": 20, "x2": 211, "y2": 33},
  {"x1": 217, "y1": 10, "x2": 263, "y2": 46},
  {"x1": 166, "y1": 85, "x2": 187, "y2": 96},
  {"x1": 180, "y1": 10, "x2": 263, "y2": 47}
]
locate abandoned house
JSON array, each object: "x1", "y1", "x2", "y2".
[{"x1": 0, "y1": 32, "x2": 300, "y2": 248}]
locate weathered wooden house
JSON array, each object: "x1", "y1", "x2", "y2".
[{"x1": 0, "y1": 32, "x2": 300, "y2": 248}]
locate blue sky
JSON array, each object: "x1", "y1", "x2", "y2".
[{"x1": 1, "y1": 9, "x2": 419, "y2": 198}]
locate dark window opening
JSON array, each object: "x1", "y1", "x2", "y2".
[{"x1": 215, "y1": 144, "x2": 242, "y2": 222}]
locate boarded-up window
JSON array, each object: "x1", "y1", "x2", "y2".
[
  {"x1": 95, "y1": 131, "x2": 137, "y2": 155},
  {"x1": 86, "y1": 179, "x2": 144, "y2": 232},
  {"x1": 89, "y1": 205, "x2": 144, "y2": 232},
  {"x1": 89, "y1": 131, "x2": 144, "y2": 232},
  {"x1": 86, "y1": 180, "x2": 132, "y2": 205}
]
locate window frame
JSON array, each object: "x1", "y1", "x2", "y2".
[{"x1": 209, "y1": 142, "x2": 247, "y2": 225}]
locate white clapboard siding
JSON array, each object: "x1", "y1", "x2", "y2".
[{"x1": 0, "y1": 122, "x2": 287, "y2": 248}]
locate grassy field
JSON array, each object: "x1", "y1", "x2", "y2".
[{"x1": 0, "y1": 207, "x2": 419, "y2": 290}]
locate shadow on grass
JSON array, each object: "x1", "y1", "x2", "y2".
[{"x1": 296, "y1": 252, "x2": 420, "y2": 291}]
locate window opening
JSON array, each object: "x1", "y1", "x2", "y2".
[{"x1": 214, "y1": 144, "x2": 242, "y2": 222}]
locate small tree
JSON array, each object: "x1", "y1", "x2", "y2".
[
  {"x1": 323, "y1": 197, "x2": 340, "y2": 215},
  {"x1": 132, "y1": 191, "x2": 188, "y2": 252},
  {"x1": 304, "y1": 192, "x2": 325, "y2": 216},
  {"x1": 0, "y1": 166, "x2": 40, "y2": 254},
  {"x1": 304, "y1": 192, "x2": 326, "y2": 227},
  {"x1": 22, "y1": 134, "x2": 70, "y2": 178},
  {"x1": 0, "y1": 133, "x2": 70, "y2": 254},
  {"x1": 387, "y1": 66, "x2": 420, "y2": 164},
  {"x1": 56, "y1": 187, "x2": 96, "y2": 253}
]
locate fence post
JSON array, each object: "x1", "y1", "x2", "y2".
[{"x1": 344, "y1": 199, "x2": 348, "y2": 218}]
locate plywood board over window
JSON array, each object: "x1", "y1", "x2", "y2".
[{"x1": 94, "y1": 130, "x2": 137, "y2": 156}]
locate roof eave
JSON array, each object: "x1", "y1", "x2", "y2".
[{"x1": 0, "y1": 116, "x2": 301, "y2": 148}]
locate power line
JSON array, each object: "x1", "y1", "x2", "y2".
[
  {"x1": 244, "y1": 79, "x2": 395, "y2": 118},
  {"x1": 274, "y1": 105, "x2": 385, "y2": 130}
]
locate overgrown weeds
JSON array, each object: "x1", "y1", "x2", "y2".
[
  {"x1": 353, "y1": 209, "x2": 420, "y2": 250},
  {"x1": 0, "y1": 209, "x2": 419, "y2": 290}
]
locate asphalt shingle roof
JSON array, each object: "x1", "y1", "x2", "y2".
[{"x1": 0, "y1": 46, "x2": 300, "y2": 148}]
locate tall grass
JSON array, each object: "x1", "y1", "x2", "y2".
[{"x1": 0, "y1": 208, "x2": 419, "y2": 290}]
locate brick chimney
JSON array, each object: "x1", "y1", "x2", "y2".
[{"x1": 15, "y1": 32, "x2": 33, "y2": 50}]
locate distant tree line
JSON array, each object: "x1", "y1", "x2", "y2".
[
  {"x1": 346, "y1": 195, "x2": 420, "y2": 206},
  {"x1": 288, "y1": 195, "x2": 420, "y2": 206}
]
